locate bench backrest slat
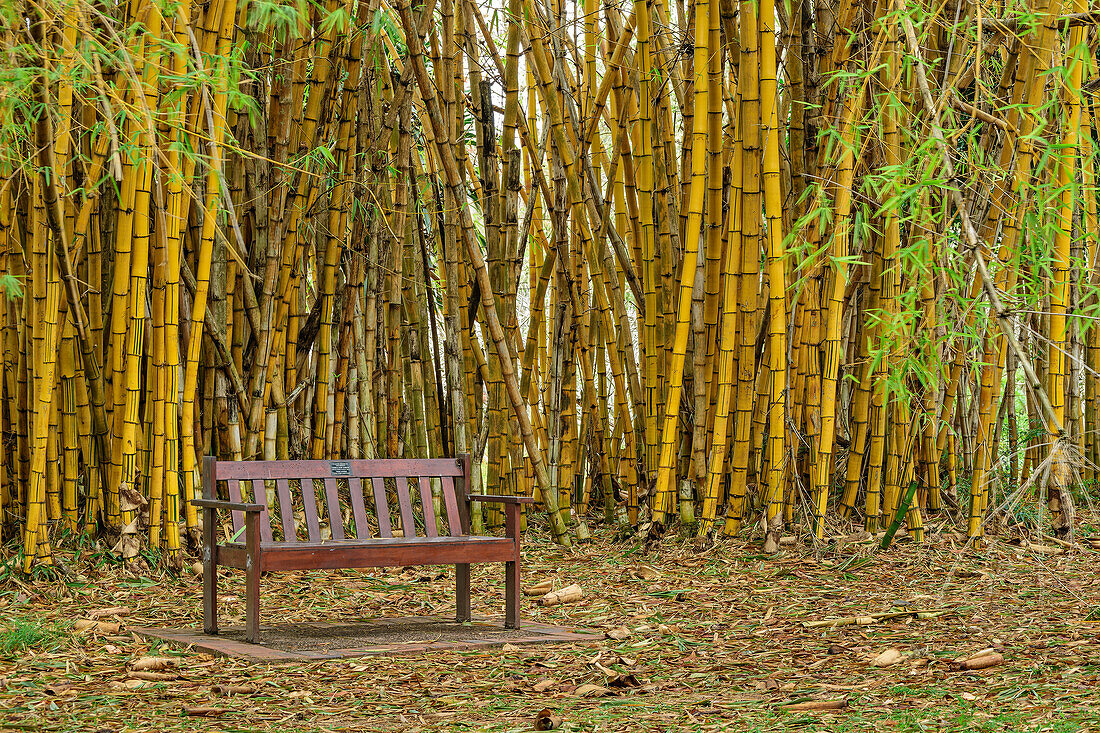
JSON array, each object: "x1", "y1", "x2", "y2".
[
  {"x1": 300, "y1": 480, "x2": 322, "y2": 542},
  {"x1": 440, "y1": 476, "x2": 461, "y2": 535},
  {"x1": 226, "y1": 480, "x2": 244, "y2": 537},
  {"x1": 276, "y1": 478, "x2": 296, "y2": 540},
  {"x1": 349, "y1": 478, "x2": 369, "y2": 539},
  {"x1": 323, "y1": 478, "x2": 344, "y2": 540},
  {"x1": 206, "y1": 457, "x2": 473, "y2": 545},
  {"x1": 419, "y1": 477, "x2": 438, "y2": 538},
  {"x1": 372, "y1": 477, "x2": 393, "y2": 538},
  {"x1": 250, "y1": 480, "x2": 275, "y2": 544},
  {"x1": 395, "y1": 478, "x2": 416, "y2": 537}
]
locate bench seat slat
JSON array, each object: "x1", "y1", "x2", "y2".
[
  {"x1": 214, "y1": 536, "x2": 516, "y2": 572},
  {"x1": 372, "y1": 477, "x2": 392, "y2": 538},
  {"x1": 419, "y1": 477, "x2": 438, "y2": 537}
]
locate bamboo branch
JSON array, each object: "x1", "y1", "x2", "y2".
[{"x1": 900, "y1": 15, "x2": 1065, "y2": 439}]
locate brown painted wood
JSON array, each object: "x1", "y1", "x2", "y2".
[
  {"x1": 418, "y1": 477, "x2": 438, "y2": 538},
  {"x1": 300, "y1": 479, "x2": 321, "y2": 542},
  {"x1": 275, "y1": 478, "x2": 295, "y2": 541},
  {"x1": 457, "y1": 457, "x2": 472, "y2": 534},
  {"x1": 202, "y1": 457, "x2": 218, "y2": 635},
  {"x1": 348, "y1": 478, "x2": 369, "y2": 539},
  {"x1": 245, "y1": 510, "x2": 261, "y2": 643},
  {"x1": 192, "y1": 498, "x2": 264, "y2": 512},
  {"x1": 456, "y1": 563, "x2": 471, "y2": 622},
  {"x1": 200, "y1": 453, "x2": 524, "y2": 631},
  {"x1": 395, "y1": 478, "x2": 416, "y2": 538},
  {"x1": 371, "y1": 477, "x2": 392, "y2": 538},
  {"x1": 504, "y1": 502, "x2": 521, "y2": 629},
  {"x1": 323, "y1": 478, "x2": 344, "y2": 540},
  {"x1": 199, "y1": 533, "x2": 517, "y2": 572},
  {"x1": 249, "y1": 480, "x2": 275, "y2": 544},
  {"x1": 209, "y1": 544, "x2": 247, "y2": 569},
  {"x1": 226, "y1": 479, "x2": 244, "y2": 535},
  {"x1": 440, "y1": 476, "x2": 461, "y2": 536},
  {"x1": 256, "y1": 536, "x2": 515, "y2": 571},
  {"x1": 215, "y1": 458, "x2": 466, "y2": 481}
]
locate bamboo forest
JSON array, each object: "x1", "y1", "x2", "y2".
[{"x1": 1, "y1": 0, "x2": 1099, "y2": 571}]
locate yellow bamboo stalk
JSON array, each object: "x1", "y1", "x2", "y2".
[{"x1": 650, "y1": 0, "x2": 710, "y2": 527}]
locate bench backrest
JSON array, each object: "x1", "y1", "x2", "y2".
[{"x1": 202, "y1": 457, "x2": 472, "y2": 544}]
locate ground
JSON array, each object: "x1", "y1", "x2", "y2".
[{"x1": 1, "y1": 526, "x2": 1098, "y2": 732}]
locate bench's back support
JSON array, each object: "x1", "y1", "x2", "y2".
[{"x1": 204, "y1": 458, "x2": 472, "y2": 544}]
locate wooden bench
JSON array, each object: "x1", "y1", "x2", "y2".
[{"x1": 193, "y1": 455, "x2": 533, "y2": 643}]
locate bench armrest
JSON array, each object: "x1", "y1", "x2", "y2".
[
  {"x1": 193, "y1": 498, "x2": 265, "y2": 512},
  {"x1": 467, "y1": 494, "x2": 535, "y2": 505}
]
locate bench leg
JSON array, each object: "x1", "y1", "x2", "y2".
[
  {"x1": 504, "y1": 502, "x2": 521, "y2": 629},
  {"x1": 456, "y1": 563, "x2": 471, "y2": 622},
  {"x1": 244, "y1": 513, "x2": 261, "y2": 644},
  {"x1": 505, "y1": 560, "x2": 520, "y2": 629},
  {"x1": 202, "y1": 509, "x2": 218, "y2": 635}
]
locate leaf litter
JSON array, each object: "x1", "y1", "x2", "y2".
[{"x1": 2, "y1": 526, "x2": 1100, "y2": 731}]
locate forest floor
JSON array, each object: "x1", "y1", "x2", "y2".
[{"x1": 1, "y1": 523, "x2": 1098, "y2": 732}]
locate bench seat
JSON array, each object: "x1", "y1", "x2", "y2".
[{"x1": 215, "y1": 536, "x2": 517, "y2": 571}]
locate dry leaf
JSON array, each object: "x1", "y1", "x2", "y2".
[
  {"x1": 606, "y1": 674, "x2": 642, "y2": 689},
  {"x1": 89, "y1": 607, "x2": 131, "y2": 619},
  {"x1": 762, "y1": 515, "x2": 783, "y2": 554},
  {"x1": 538, "y1": 584, "x2": 584, "y2": 606},
  {"x1": 44, "y1": 683, "x2": 77, "y2": 696},
  {"x1": 960, "y1": 652, "x2": 1004, "y2": 670},
  {"x1": 574, "y1": 683, "x2": 614, "y2": 698},
  {"x1": 524, "y1": 580, "x2": 554, "y2": 596},
  {"x1": 532, "y1": 678, "x2": 558, "y2": 693},
  {"x1": 128, "y1": 671, "x2": 179, "y2": 682},
  {"x1": 74, "y1": 620, "x2": 121, "y2": 634},
  {"x1": 956, "y1": 647, "x2": 999, "y2": 661},
  {"x1": 131, "y1": 657, "x2": 178, "y2": 671},
  {"x1": 212, "y1": 684, "x2": 257, "y2": 696},
  {"x1": 119, "y1": 488, "x2": 148, "y2": 514},
  {"x1": 534, "y1": 708, "x2": 562, "y2": 730},
  {"x1": 606, "y1": 626, "x2": 631, "y2": 640},
  {"x1": 871, "y1": 648, "x2": 905, "y2": 667},
  {"x1": 631, "y1": 565, "x2": 661, "y2": 581},
  {"x1": 784, "y1": 699, "x2": 848, "y2": 712}
]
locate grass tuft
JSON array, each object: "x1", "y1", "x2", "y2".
[{"x1": 0, "y1": 618, "x2": 62, "y2": 657}]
